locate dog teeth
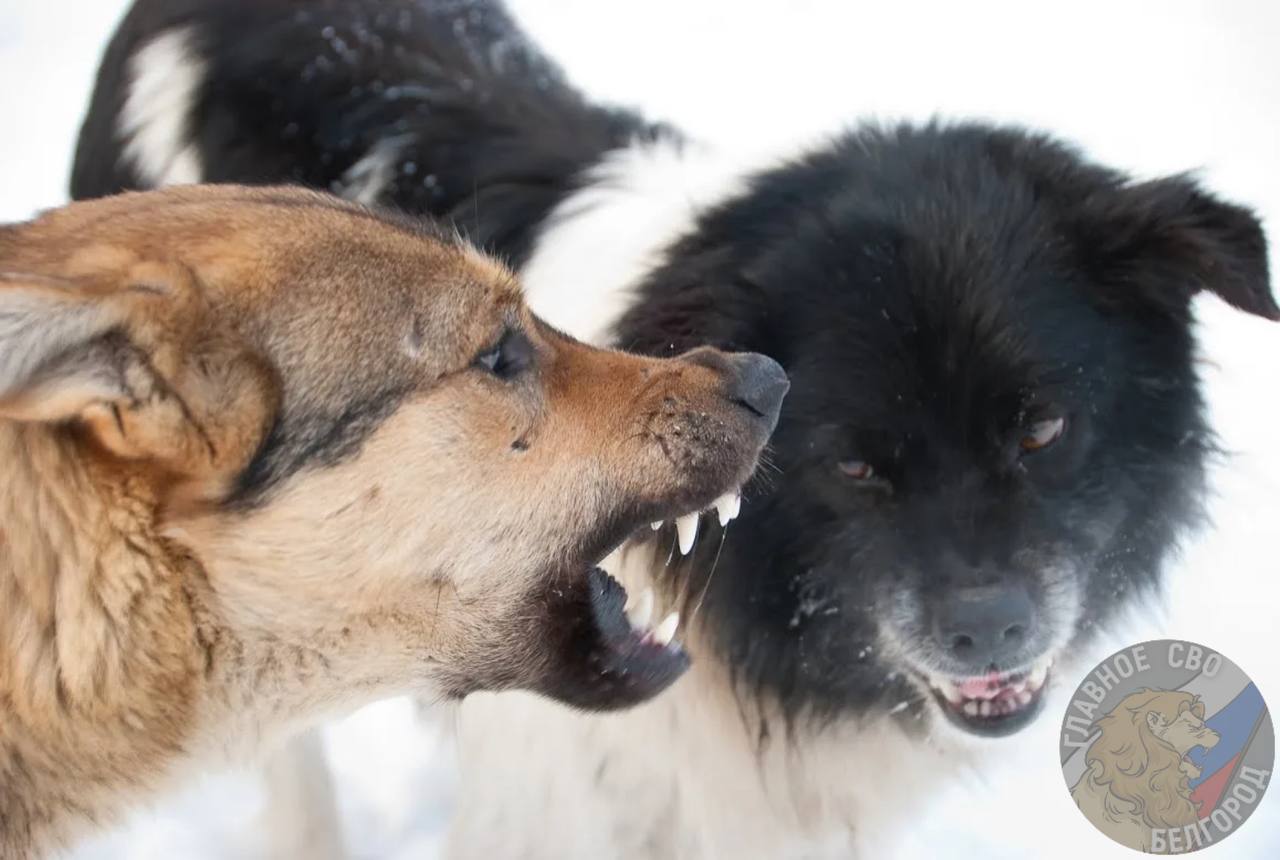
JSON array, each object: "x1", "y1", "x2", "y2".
[
  {"x1": 1028, "y1": 660, "x2": 1050, "y2": 690},
  {"x1": 653, "y1": 611, "x2": 679, "y2": 647},
  {"x1": 652, "y1": 490, "x2": 742, "y2": 542},
  {"x1": 598, "y1": 545, "x2": 625, "y2": 571},
  {"x1": 714, "y1": 492, "x2": 742, "y2": 526},
  {"x1": 930, "y1": 661, "x2": 1049, "y2": 719},
  {"x1": 929, "y1": 676, "x2": 963, "y2": 704},
  {"x1": 626, "y1": 588, "x2": 654, "y2": 630},
  {"x1": 675, "y1": 512, "x2": 699, "y2": 555}
]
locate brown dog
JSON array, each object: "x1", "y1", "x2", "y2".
[{"x1": 0, "y1": 185, "x2": 787, "y2": 857}]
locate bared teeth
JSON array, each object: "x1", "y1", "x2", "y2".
[
  {"x1": 929, "y1": 676, "x2": 963, "y2": 704},
  {"x1": 675, "y1": 513, "x2": 699, "y2": 555},
  {"x1": 626, "y1": 588, "x2": 654, "y2": 630},
  {"x1": 1028, "y1": 660, "x2": 1050, "y2": 690},
  {"x1": 653, "y1": 489, "x2": 743, "y2": 545},
  {"x1": 930, "y1": 661, "x2": 1053, "y2": 720},
  {"x1": 714, "y1": 492, "x2": 742, "y2": 526},
  {"x1": 653, "y1": 611, "x2": 679, "y2": 647}
]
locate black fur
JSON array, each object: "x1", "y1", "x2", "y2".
[
  {"x1": 619, "y1": 125, "x2": 1275, "y2": 720},
  {"x1": 71, "y1": 0, "x2": 667, "y2": 268},
  {"x1": 73, "y1": 0, "x2": 1277, "y2": 731},
  {"x1": 231, "y1": 385, "x2": 412, "y2": 508}
]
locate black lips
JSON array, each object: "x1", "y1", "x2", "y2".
[{"x1": 532, "y1": 568, "x2": 690, "y2": 711}]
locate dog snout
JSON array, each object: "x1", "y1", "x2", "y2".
[
  {"x1": 682, "y1": 347, "x2": 789, "y2": 430},
  {"x1": 730, "y1": 353, "x2": 790, "y2": 427},
  {"x1": 933, "y1": 584, "x2": 1036, "y2": 669}
]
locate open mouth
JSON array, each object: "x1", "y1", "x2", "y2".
[
  {"x1": 921, "y1": 656, "x2": 1053, "y2": 737},
  {"x1": 564, "y1": 490, "x2": 742, "y2": 709}
]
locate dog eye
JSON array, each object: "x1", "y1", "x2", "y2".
[
  {"x1": 475, "y1": 330, "x2": 533, "y2": 379},
  {"x1": 838, "y1": 460, "x2": 876, "y2": 480},
  {"x1": 1020, "y1": 416, "x2": 1066, "y2": 453}
]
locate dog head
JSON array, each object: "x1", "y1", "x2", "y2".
[
  {"x1": 618, "y1": 124, "x2": 1274, "y2": 738},
  {"x1": 0, "y1": 185, "x2": 786, "y2": 713}
]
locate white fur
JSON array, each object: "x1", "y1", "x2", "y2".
[
  {"x1": 445, "y1": 542, "x2": 983, "y2": 859},
  {"x1": 335, "y1": 134, "x2": 418, "y2": 206},
  {"x1": 520, "y1": 136, "x2": 768, "y2": 346},
  {"x1": 120, "y1": 28, "x2": 205, "y2": 187}
]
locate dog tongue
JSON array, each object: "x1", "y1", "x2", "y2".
[{"x1": 957, "y1": 671, "x2": 1007, "y2": 699}]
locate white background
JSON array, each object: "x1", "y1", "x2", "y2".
[{"x1": 2, "y1": 1, "x2": 1277, "y2": 858}]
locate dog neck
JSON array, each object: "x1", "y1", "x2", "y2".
[
  {"x1": 0, "y1": 422, "x2": 208, "y2": 854},
  {"x1": 0, "y1": 423, "x2": 404, "y2": 856}
]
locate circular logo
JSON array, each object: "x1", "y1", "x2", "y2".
[{"x1": 1060, "y1": 639, "x2": 1273, "y2": 854}]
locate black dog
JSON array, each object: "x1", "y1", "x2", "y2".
[{"x1": 73, "y1": 1, "x2": 1277, "y2": 855}]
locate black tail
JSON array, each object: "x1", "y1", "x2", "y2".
[{"x1": 71, "y1": 0, "x2": 666, "y2": 266}]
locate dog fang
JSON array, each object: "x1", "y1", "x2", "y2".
[
  {"x1": 714, "y1": 492, "x2": 742, "y2": 526},
  {"x1": 653, "y1": 612, "x2": 680, "y2": 647},
  {"x1": 676, "y1": 512, "x2": 699, "y2": 555}
]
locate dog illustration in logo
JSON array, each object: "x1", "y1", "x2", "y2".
[{"x1": 1071, "y1": 689, "x2": 1220, "y2": 851}]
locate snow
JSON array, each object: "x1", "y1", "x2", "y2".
[{"x1": 1, "y1": 1, "x2": 1277, "y2": 857}]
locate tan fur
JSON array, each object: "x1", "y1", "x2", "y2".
[
  {"x1": 1070, "y1": 689, "x2": 1220, "y2": 851},
  {"x1": 0, "y1": 186, "x2": 770, "y2": 857}
]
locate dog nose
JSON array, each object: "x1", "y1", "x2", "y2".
[
  {"x1": 682, "y1": 349, "x2": 790, "y2": 430},
  {"x1": 727, "y1": 352, "x2": 789, "y2": 427},
  {"x1": 934, "y1": 584, "x2": 1035, "y2": 668}
]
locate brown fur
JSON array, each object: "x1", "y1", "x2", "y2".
[
  {"x1": 1070, "y1": 689, "x2": 1220, "y2": 851},
  {"x1": 0, "y1": 186, "x2": 776, "y2": 856}
]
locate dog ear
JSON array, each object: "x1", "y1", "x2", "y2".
[
  {"x1": 1075, "y1": 175, "x2": 1277, "y2": 320},
  {"x1": 0, "y1": 261, "x2": 278, "y2": 501},
  {"x1": 0, "y1": 271, "x2": 130, "y2": 421}
]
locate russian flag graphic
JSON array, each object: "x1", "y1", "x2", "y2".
[
  {"x1": 1061, "y1": 651, "x2": 1269, "y2": 805},
  {"x1": 1187, "y1": 682, "x2": 1268, "y2": 818}
]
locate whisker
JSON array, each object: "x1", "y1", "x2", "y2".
[{"x1": 690, "y1": 524, "x2": 729, "y2": 625}]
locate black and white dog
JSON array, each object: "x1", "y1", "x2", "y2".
[{"x1": 72, "y1": 1, "x2": 1277, "y2": 856}]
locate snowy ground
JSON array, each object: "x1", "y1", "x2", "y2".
[{"x1": 2, "y1": 1, "x2": 1277, "y2": 857}]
